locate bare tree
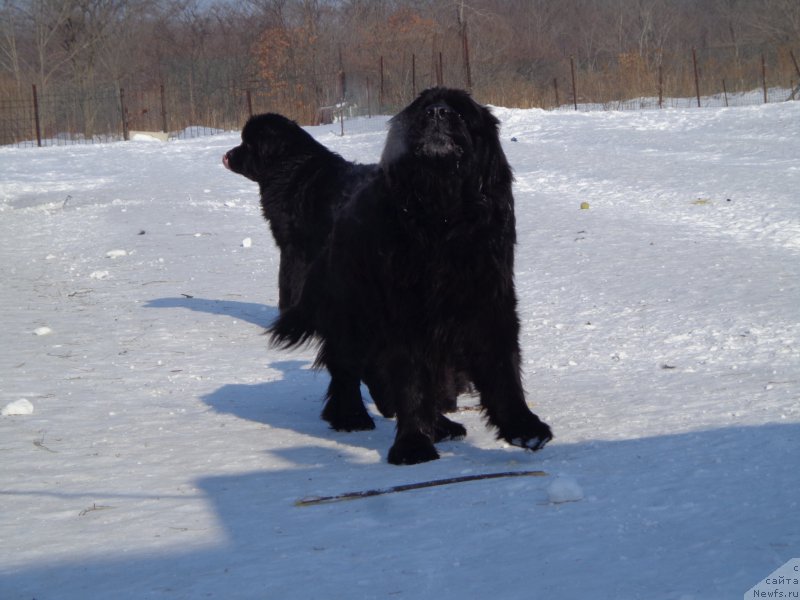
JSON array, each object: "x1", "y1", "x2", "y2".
[
  {"x1": 750, "y1": 0, "x2": 800, "y2": 44},
  {"x1": 1, "y1": 0, "x2": 797, "y2": 139},
  {"x1": 0, "y1": 1, "x2": 24, "y2": 90}
]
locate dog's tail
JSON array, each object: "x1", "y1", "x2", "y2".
[
  {"x1": 268, "y1": 263, "x2": 323, "y2": 350},
  {"x1": 269, "y1": 302, "x2": 316, "y2": 350}
]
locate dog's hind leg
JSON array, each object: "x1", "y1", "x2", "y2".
[
  {"x1": 433, "y1": 413, "x2": 466, "y2": 442},
  {"x1": 432, "y1": 367, "x2": 466, "y2": 441},
  {"x1": 436, "y1": 366, "x2": 459, "y2": 413},
  {"x1": 321, "y1": 367, "x2": 375, "y2": 432},
  {"x1": 362, "y1": 362, "x2": 396, "y2": 418}
]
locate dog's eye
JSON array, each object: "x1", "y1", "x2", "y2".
[{"x1": 426, "y1": 103, "x2": 462, "y2": 121}]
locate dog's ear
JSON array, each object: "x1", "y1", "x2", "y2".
[
  {"x1": 474, "y1": 103, "x2": 513, "y2": 197},
  {"x1": 243, "y1": 114, "x2": 288, "y2": 159},
  {"x1": 380, "y1": 109, "x2": 413, "y2": 168}
]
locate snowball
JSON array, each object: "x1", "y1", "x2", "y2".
[
  {"x1": 90, "y1": 270, "x2": 110, "y2": 280},
  {"x1": 2, "y1": 398, "x2": 34, "y2": 416},
  {"x1": 33, "y1": 326, "x2": 52, "y2": 336},
  {"x1": 106, "y1": 249, "x2": 127, "y2": 259},
  {"x1": 547, "y1": 476, "x2": 584, "y2": 504},
  {"x1": 242, "y1": 237, "x2": 253, "y2": 248}
]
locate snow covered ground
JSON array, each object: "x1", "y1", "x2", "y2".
[{"x1": 1, "y1": 101, "x2": 798, "y2": 599}]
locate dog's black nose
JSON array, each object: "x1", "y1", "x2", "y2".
[{"x1": 426, "y1": 102, "x2": 452, "y2": 120}]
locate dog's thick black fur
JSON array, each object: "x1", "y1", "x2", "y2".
[
  {"x1": 271, "y1": 88, "x2": 552, "y2": 464},
  {"x1": 223, "y1": 113, "x2": 377, "y2": 311},
  {"x1": 223, "y1": 113, "x2": 466, "y2": 426}
]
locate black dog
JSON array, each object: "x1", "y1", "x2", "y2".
[
  {"x1": 223, "y1": 113, "x2": 467, "y2": 428},
  {"x1": 272, "y1": 88, "x2": 552, "y2": 464},
  {"x1": 223, "y1": 113, "x2": 377, "y2": 311}
]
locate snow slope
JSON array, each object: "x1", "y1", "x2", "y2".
[{"x1": 1, "y1": 102, "x2": 798, "y2": 600}]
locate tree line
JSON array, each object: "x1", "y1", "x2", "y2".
[{"x1": 1, "y1": 0, "x2": 798, "y2": 125}]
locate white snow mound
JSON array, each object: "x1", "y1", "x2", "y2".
[
  {"x1": 2, "y1": 398, "x2": 34, "y2": 416},
  {"x1": 547, "y1": 476, "x2": 584, "y2": 504}
]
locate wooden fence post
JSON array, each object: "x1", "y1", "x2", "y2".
[
  {"x1": 761, "y1": 54, "x2": 768, "y2": 104},
  {"x1": 553, "y1": 78, "x2": 560, "y2": 108},
  {"x1": 31, "y1": 84, "x2": 42, "y2": 147}
]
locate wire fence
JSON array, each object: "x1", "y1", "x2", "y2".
[{"x1": 1, "y1": 43, "x2": 798, "y2": 148}]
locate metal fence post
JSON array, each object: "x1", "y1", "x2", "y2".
[
  {"x1": 570, "y1": 55, "x2": 578, "y2": 110},
  {"x1": 31, "y1": 84, "x2": 42, "y2": 147},
  {"x1": 119, "y1": 87, "x2": 129, "y2": 141},
  {"x1": 366, "y1": 77, "x2": 372, "y2": 118},
  {"x1": 692, "y1": 47, "x2": 701, "y2": 107},
  {"x1": 379, "y1": 55, "x2": 385, "y2": 111},
  {"x1": 160, "y1": 84, "x2": 168, "y2": 132}
]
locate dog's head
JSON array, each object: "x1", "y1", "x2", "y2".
[
  {"x1": 381, "y1": 88, "x2": 511, "y2": 192},
  {"x1": 223, "y1": 113, "x2": 319, "y2": 182}
]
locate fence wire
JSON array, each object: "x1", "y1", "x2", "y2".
[{"x1": 1, "y1": 43, "x2": 798, "y2": 148}]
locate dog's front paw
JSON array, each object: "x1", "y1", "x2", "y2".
[
  {"x1": 388, "y1": 432, "x2": 440, "y2": 465},
  {"x1": 500, "y1": 413, "x2": 552, "y2": 452}
]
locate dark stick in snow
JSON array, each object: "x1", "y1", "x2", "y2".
[{"x1": 295, "y1": 470, "x2": 548, "y2": 506}]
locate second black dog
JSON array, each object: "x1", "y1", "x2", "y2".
[{"x1": 223, "y1": 113, "x2": 376, "y2": 311}]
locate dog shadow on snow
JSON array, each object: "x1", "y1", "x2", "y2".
[
  {"x1": 145, "y1": 296, "x2": 279, "y2": 329},
  {"x1": 201, "y1": 359, "x2": 399, "y2": 458},
  {"x1": 145, "y1": 295, "x2": 392, "y2": 456}
]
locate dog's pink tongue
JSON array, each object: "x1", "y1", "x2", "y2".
[{"x1": 222, "y1": 154, "x2": 230, "y2": 170}]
